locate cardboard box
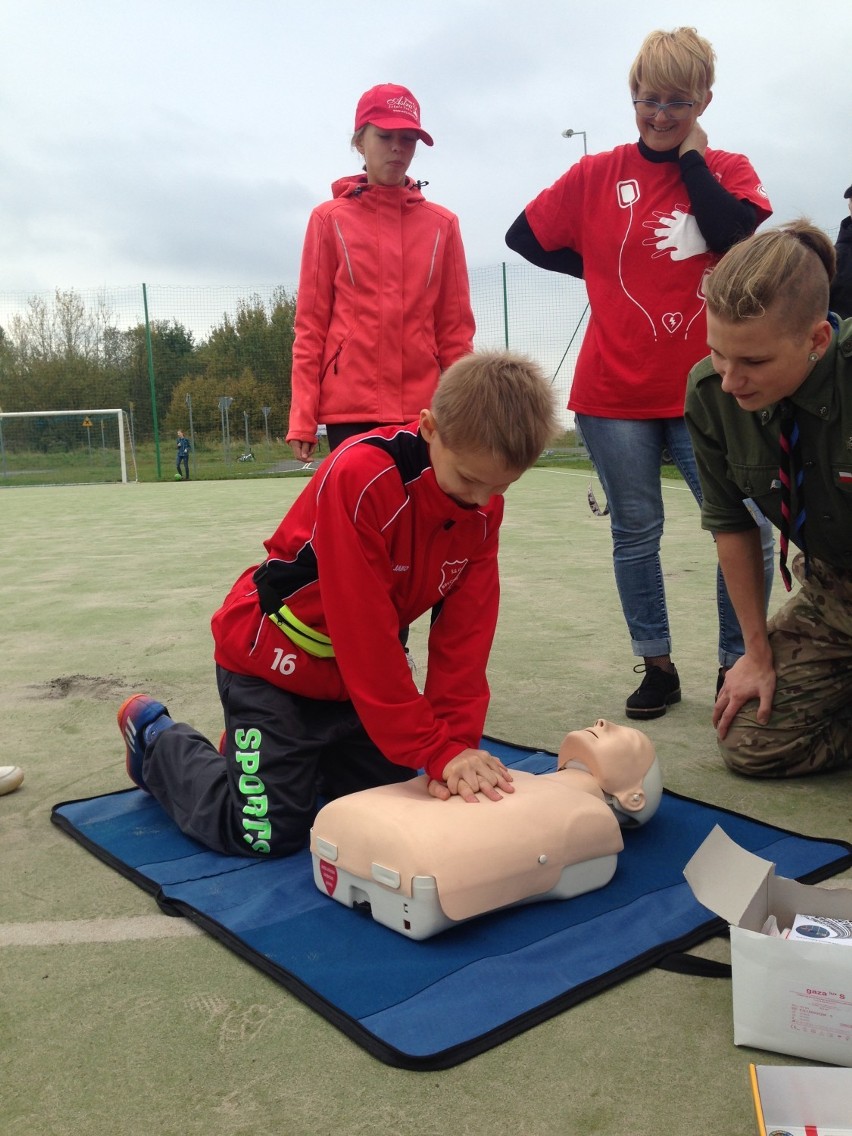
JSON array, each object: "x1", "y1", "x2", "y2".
[
  {"x1": 684, "y1": 826, "x2": 852, "y2": 1066},
  {"x1": 749, "y1": 1063, "x2": 852, "y2": 1134}
]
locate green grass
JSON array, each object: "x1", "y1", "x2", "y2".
[
  {"x1": 134, "y1": 440, "x2": 317, "y2": 482},
  {"x1": 0, "y1": 447, "x2": 129, "y2": 486},
  {"x1": 0, "y1": 439, "x2": 319, "y2": 486},
  {"x1": 1, "y1": 428, "x2": 686, "y2": 486},
  {"x1": 1, "y1": 472, "x2": 848, "y2": 1136}
]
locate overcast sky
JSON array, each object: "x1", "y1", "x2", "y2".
[{"x1": 2, "y1": 0, "x2": 850, "y2": 295}]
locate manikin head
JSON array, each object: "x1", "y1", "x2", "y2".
[{"x1": 557, "y1": 720, "x2": 662, "y2": 827}]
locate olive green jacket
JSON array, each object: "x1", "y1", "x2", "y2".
[{"x1": 684, "y1": 318, "x2": 852, "y2": 568}]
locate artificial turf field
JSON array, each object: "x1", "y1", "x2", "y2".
[{"x1": 1, "y1": 469, "x2": 850, "y2": 1135}]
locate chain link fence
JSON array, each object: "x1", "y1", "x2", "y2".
[{"x1": 0, "y1": 265, "x2": 588, "y2": 430}]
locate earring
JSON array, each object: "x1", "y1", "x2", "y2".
[{"x1": 808, "y1": 352, "x2": 819, "y2": 362}]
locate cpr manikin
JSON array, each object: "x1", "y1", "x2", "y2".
[{"x1": 311, "y1": 720, "x2": 662, "y2": 939}]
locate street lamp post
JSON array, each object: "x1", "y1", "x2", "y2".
[{"x1": 561, "y1": 128, "x2": 588, "y2": 155}]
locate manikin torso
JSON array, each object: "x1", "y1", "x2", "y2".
[{"x1": 310, "y1": 721, "x2": 662, "y2": 937}]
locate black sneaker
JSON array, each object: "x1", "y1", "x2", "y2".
[{"x1": 625, "y1": 664, "x2": 681, "y2": 720}]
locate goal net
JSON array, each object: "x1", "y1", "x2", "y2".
[{"x1": 0, "y1": 409, "x2": 137, "y2": 486}]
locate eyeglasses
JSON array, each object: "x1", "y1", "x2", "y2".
[{"x1": 632, "y1": 99, "x2": 695, "y2": 120}]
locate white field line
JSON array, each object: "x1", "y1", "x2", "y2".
[
  {"x1": 0, "y1": 915, "x2": 203, "y2": 947},
  {"x1": 533, "y1": 466, "x2": 693, "y2": 491}
]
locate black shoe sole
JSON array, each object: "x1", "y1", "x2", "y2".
[{"x1": 625, "y1": 689, "x2": 682, "y2": 720}]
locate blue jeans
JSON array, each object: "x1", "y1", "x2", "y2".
[{"x1": 576, "y1": 414, "x2": 774, "y2": 667}]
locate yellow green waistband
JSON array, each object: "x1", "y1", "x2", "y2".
[{"x1": 268, "y1": 604, "x2": 335, "y2": 658}]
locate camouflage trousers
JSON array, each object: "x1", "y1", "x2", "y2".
[{"x1": 720, "y1": 554, "x2": 852, "y2": 777}]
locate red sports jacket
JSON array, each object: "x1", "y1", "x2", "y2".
[{"x1": 213, "y1": 424, "x2": 501, "y2": 780}]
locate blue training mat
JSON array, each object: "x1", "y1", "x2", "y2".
[{"x1": 51, "y1": 738, "x2": 852, "y2": 1070}]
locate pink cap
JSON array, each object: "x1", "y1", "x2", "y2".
[{"x1": 354, "y1": 83, "x2": 434, "y2": 146}]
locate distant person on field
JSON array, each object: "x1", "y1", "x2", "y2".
[
  {"x1": 685, "y1": 220, "x2": 852, "y2": 777},
  {"x1": 119, "y1": 352, "x2": 558, "y2": 858},
  {"x1": 828, "y1": 184, "x2": 852, "y2": 319},
  {"x1": 286, "y1": 82, "x2": 475, "y2": 462},
  {"x1": 506, "y1": 26, "x2": 774, "y2": 720},
  {"x1": 176, "y1": 430, "x2": 191, "y2": 480}
]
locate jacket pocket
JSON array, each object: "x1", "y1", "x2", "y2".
[
  {"x1": 319, "y1": 344, "x2": 342, "y2": 385},
  {"x1": 726, "y1": 462, "x2": 778, "y2": 502}
]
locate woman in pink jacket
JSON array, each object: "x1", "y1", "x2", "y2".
[{"x1": 287, "y1": 83, "x2": 476, "y2": 461}]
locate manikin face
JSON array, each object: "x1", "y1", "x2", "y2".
[
  {"x1": 419, "y1": 410, "x2": 522, "y2": 509},
  {"x1": 632, "y1": 85, "x2": 711, "y2": 153},
  {"x1": 557, "y1": 719, "x2": 661, "y2": 825},
  {"x1": 357, "y1": 123, "x2": 418, "y2": 186},
  {"x1": 706, "y1": 307, "x2": 831, "y2": 413},
  {"x1": 559, "y1": 719, "x2": 651, "y2": 767}
]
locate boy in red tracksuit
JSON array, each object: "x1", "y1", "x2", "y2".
[{"x1": 119, "y1": 351, "x2": 558, "y2": 858}]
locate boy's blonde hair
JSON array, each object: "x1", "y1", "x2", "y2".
[
  {"x1": 704, "y1": 219, "x2": 836, "y2": 337},
  {"x1": 431, "y1": 351, "x2": 559, "y2": 471},
  {"x1": 628, "y1": 27, "x2": 715, "y2": 100}
]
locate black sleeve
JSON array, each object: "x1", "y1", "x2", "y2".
[
  {"x1": 829, "y1": 217, "x2": 852, "y2": 319},
  {"x1": 678, "y1": 151, "x2": 758, "y2": 253},
  {"x1": 505, "y1": 211, "x2": 584, "y2": 278}
]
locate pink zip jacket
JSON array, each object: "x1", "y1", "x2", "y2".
[{"x1": 287, "y1": 175, "x2": 475, "y2": 444}]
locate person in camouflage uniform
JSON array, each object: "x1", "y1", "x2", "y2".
[{"x1": 685, "y1": 219, "x2": 852, "y2": 776}]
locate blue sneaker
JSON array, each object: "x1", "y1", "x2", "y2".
[{"x1": 117, "y1": 694, "x2": 171, "y2": 791}]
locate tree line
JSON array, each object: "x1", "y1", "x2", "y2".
[{"x1": 0, "y1": 287, "x2": 296, "y2": 446}]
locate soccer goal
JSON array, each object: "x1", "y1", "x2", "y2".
[{"x1": 0, "y1": 409, "x2": 137, "y2": 486}]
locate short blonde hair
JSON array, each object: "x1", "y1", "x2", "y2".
[
  {"x1": 704, "y1": 219, "x2": 836, "y2": 336},
  {"x1": 628, "y1": 27, "x2": 715, "y2": 101},
  {"x1": 431, "y1": 351, "x2": 559, "y2": 471}
]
